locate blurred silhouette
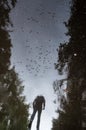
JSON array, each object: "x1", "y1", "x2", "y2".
[{"x1": 28, "y1": 95, "x2": 45, "y2": 130}]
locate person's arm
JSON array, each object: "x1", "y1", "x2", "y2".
[
  {"x1": 42, "y1": 98, "x2": 45, "y2": 110},
  {"x1": 33, "y1": 98, "x2": 36, "y2": 108}
]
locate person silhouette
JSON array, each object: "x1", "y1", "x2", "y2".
[{"x1": 28, "y1": 95, "x2": 45, "y2": 130}]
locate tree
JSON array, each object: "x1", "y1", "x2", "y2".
[
  {"x1": 0, "y1": 1, "x2": 30, "y2": 130},
  {"x1": 52, "y1": 0, "x2": 86, "y2": 130},
  {"x1": 0, "y1": 67, "x2": 29, "y2": 130},
  {"x1": 0, "y1": 0, "x2": 17, "y2": 74}
]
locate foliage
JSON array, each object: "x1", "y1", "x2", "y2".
[
  {"x1": 0, "y1": 1, "x2": 29, "y2": 130},
  {"x1": 52, "y1": 0, "x2": 86, "y2": 130},
  {"x1": 0, "y1": 67, "x2": 29, "y2": 130},
  {"x1": 0, "y1": 0, "x2": 17, "y2": 74},
  {"x1": 0, "y1": 0, "x2": 17, "y2": 27}
]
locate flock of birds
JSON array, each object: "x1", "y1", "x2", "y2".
[
  {"x1": 27, "y1": 45, "x2": 56, "y2": 76},
  {"x1": 11, "y1": 0, "x2": 65, "y2": 78},
  {"x1": 13, "y1": 43, "x2": 57, "y2": 78}
]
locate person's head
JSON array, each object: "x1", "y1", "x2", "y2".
[{"x1": 37, "y1": 95, "x2": 44, "y2": 98}]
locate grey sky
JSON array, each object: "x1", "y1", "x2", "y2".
[{"x1": 9, "y1": 0, "x2": 71, "y2": 130}]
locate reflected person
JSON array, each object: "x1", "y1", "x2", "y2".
[{"x1": 28, "y1": 95, "x2": 45, "y2": 130}]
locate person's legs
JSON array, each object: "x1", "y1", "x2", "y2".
[
  {"x1": 28, "y1": 109, "x2": 37, "y2": 129},
  {"x1": 36, "y1": 109, "x2": 42, "y2": 130}
]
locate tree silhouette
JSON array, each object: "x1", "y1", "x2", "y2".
[
  {"x1": 0, "y1": 1, "x2": 29, "y2": 130},
  {"x1": 0, "y1": 67, "x2": 29, "y2": 130},
  {"x1": 52, "y1": 0, "x2": 86, "y2": 130},
  {"x1": 0, "y1": 0, "x2": 17, "y2": 74}
]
